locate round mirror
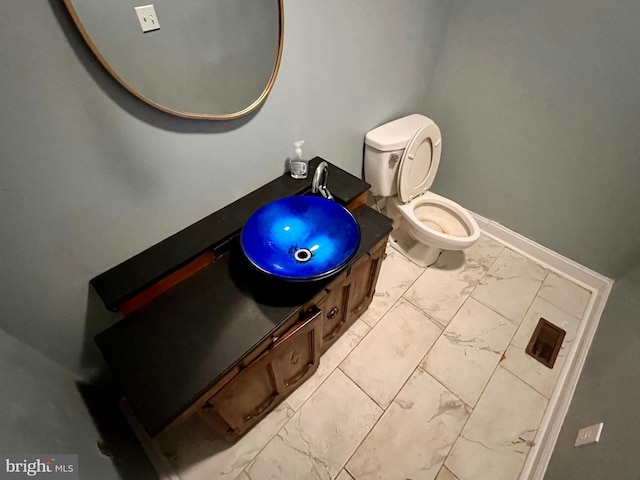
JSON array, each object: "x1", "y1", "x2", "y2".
[{"x1": 64, "y1": 0, "x2": 283, "y2": 120}]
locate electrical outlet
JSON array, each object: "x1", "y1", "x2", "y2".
[
  {"x1": 574, "y1": 422, "x2": 603, "y2": 447},
  {"x1": 135, "y1": 5, "x2": 160, "y2": 33}
]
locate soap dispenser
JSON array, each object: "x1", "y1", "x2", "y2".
[{"x1": 289, "y1": 140, "x2": 308, "y2": 179}]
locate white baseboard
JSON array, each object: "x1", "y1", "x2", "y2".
[{"x1": 470, "y1": 212, "x2": 613, "y2": 480}]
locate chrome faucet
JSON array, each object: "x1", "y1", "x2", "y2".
[{"x1": 311, "y1": 161, "x2": 334, "y2": 200}]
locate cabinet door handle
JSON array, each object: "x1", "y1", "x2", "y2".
[
  {"x1": 327, "y1": 307, "x2": 339, "y2": 319},
  {"x1": 324, "y1": 318, "x2": 345, "y2": 342},
  {"x1": 243, "y1": 394, "x2": 278, "y2": 422},
  {"x1": 284, "y1": 362, "x2": 314, "y2": 388}
]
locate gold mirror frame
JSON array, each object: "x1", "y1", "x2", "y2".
[{"x1": 63, "y1": 0, "x2": 284, "y2": 120}]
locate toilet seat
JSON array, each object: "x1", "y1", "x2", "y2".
[{"x1": 397, "y1": 122, "x2": 442, "y2": 203}]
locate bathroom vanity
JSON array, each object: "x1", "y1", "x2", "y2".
[{"x1": 92, "y1": 158, "x2": 392, "y2": 442}]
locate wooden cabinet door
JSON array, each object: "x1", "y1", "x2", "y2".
[
  {"x1": 200, "y1": 359, "x2": 277, "y2": 441},
  {"x1": 271, "y1": 309, "x2": 323, "y2": 394},
  {"x1": 200, "y1": 310, "x2": 322, "y2": 441},
  {"x1": 315, "y1": 237, "x2": 387, "y2": 353},
  {"x1": 346, "y1": 239, "x2": 386, "y2": 322},
  {"x1": 317, "y1": 281, "x2": 351, "y2": 353}
]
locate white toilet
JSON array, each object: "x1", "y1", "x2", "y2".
[{"x1": 364, "y1": 114, "x2": 480, "y2": 267}]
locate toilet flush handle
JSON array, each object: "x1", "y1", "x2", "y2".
[{"x1": 389, "y1": 153, "x2": 400, "y2": 168}]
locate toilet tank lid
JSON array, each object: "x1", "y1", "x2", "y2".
[{"x1": 365, "y1": 114, "x2": 434, "y2": 151}]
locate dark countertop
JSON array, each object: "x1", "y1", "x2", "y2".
[
  {"x1": 93, "y1": 159, "x2": 392, "y2": 436},
  {"x1": 91, "y1": 158, "x2": 370, "y2": 312}
]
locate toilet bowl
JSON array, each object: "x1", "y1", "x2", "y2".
[
  {"x1": 387, "y1": 191, "x2": 480, "y2": 266},
  {"x1": 364, "y1": 114, "x2": 480, "y2": 267}
]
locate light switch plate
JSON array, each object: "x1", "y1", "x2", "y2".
[
  {"x1": 574, "y1": 422, "x2": 603, "y2": 447},
  {"x1": 135, "y1": 5, "x2": 160, "y2": 33}
]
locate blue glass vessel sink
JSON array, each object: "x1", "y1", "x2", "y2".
[{"x1": 241, "y1": 196, "x2": 361, "y2": 281}]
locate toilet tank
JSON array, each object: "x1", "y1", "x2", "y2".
[
  {"x1": 363, "y1": 145, "x2": 404, "y2": 197},
  {"x1": 364, "y1": 114, "x2": 433, "y2": 197}
]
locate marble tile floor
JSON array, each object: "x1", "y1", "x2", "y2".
[{"x1": 154, "y1": 233, "x2": 593, "y2": 480}]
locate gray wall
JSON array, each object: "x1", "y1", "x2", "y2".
[
  {"x1": 425, "y1": 0, "x2": 640, "y2": 279},
  {"x1": 0, "y1": 0, "x2": 451, "y2": 376},
  {"x1": 545, "y1": 263, "x2": 640, "y2": 479},
  {"x1": 423, "y1": 3, "x2": 640, "y2": 477},
  {"x1": 0, "y1": 327, "x2": 155, "y2": 479}
]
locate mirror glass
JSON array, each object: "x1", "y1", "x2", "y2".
[{"x1": 64, "y1": 0, "x2": 283, "y2": 120}]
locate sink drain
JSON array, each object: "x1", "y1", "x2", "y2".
[{"x1": 293, "y1": 248, "x2": 313, "y2": 263}]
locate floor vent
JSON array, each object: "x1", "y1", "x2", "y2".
[{"x1": 525, "y1": 318, "x2": 566, "y2": 369}]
